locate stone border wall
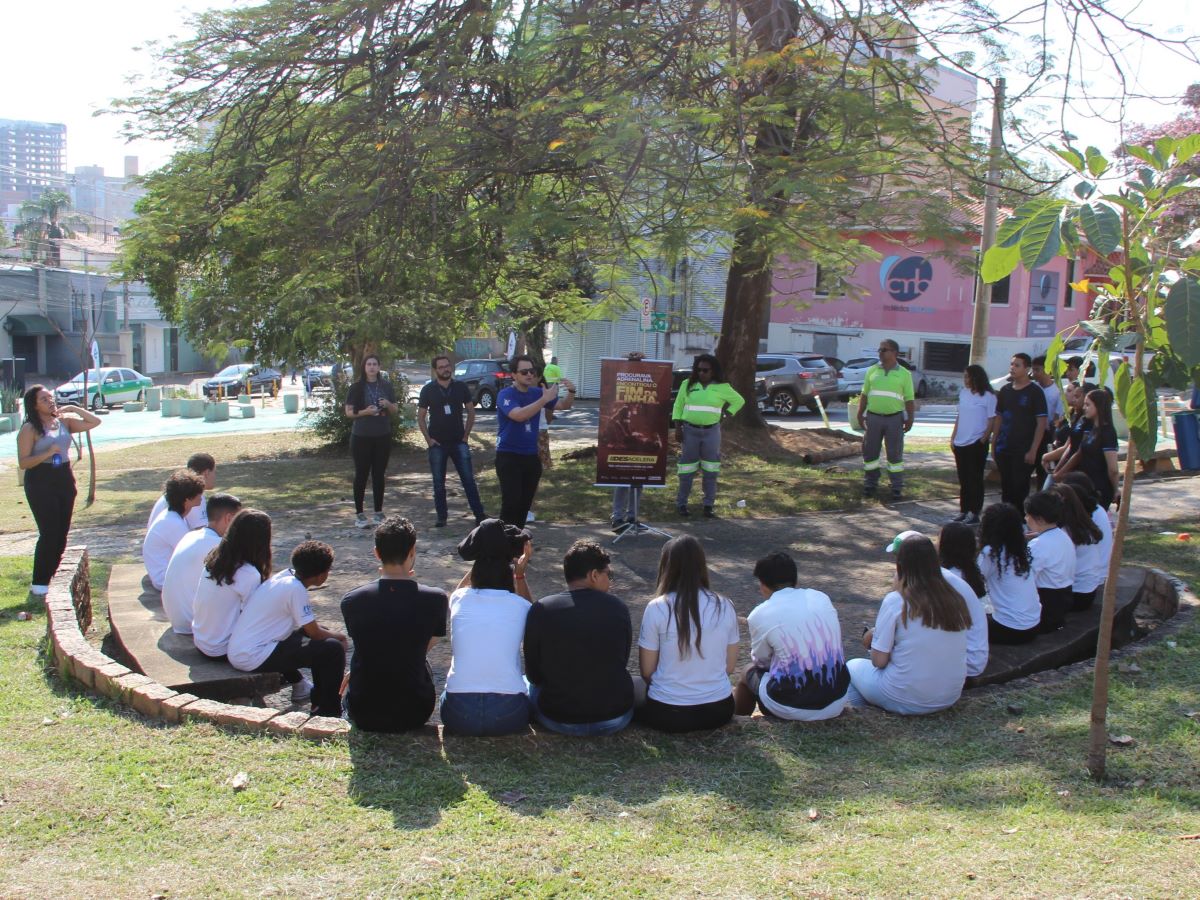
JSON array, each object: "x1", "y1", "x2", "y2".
[
  {"x1": 42, "y1": 547, "x2": 349, "y2": 741},
  {"x1": 38, "y1": 546, "x2": 1194, "y2": 742}
]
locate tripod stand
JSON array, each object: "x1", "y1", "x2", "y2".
[{"x1": 612, "y1": 485, "x2": 672, "y2": 543}]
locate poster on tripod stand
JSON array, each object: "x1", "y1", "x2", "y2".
[{"x1": 595, "y1": 357, "x2": 672, "y2": 488}]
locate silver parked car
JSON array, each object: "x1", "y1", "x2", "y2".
[
  {"x1": 756, "y1": 353, "x2": 840, "y2": 415},
  {"x1": 840, "y1": 355, "x2": 928, "y2": 399}
]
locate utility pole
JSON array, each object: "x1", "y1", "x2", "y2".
[{"x1": 969, "y1": 77, "x2": 1005, "y2": 366}]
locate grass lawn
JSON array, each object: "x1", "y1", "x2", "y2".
[
  {"x1": 0, "y1": 541, "x2": 1197, "y2": 896},
  {"x1": 1, "y1": 429, "x2": 960, "y2": 535}
]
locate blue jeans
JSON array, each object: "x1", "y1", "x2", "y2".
[
  {"x1": 440, "y1": 691, "x2": 531, "y2": 736},
  {"x1": 428, "y1": 442, "x2": 486, "y2": 523},
  {"x1": 528, "y1": 684, "x2": 633, "y2": 736}
]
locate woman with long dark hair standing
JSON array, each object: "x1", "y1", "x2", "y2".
[
  {"x1": 16, "y1": 385, "x2": 100, "y2": 595},
  {"x1": 344, "y1": 354, "x2": 397, "y2": 528},
  {"x1": 1061, "y1": 389, "x2": 1120, "y2": 510},
  {"x1": 949, "y1": 364, "x2": 997, "y2": 525},
  {"x1": 636, "y1": 535, "x2": 740, "y2": 732},
  {"x1": 671, "y1": 353, "x2": 745, "y2": 518},
  {"x1": 846, "y1": 535, "x2": 971, "y2": 715}
]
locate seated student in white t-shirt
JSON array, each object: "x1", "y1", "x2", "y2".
[
  {"x1": 228, "y1": 540, "x2": 347, "y2": 717},
  {"x1": 440, "y1": 519, "x2": 535, "y2": 737},
  {"x1": 1058, "y1": 473, "x2": 1113, "y2": 611},
  {"x1": 846, "y1": 534, "x2": 971, "y2": 716},
  {"x1": 192, "y1": 508, "x2": 271, "y2": 659},
  {"x1": 160, "y1": 493, "x2": 242, "y2": 635},
  {"x1": 636, "y1": 535, "x2": 740, "y2": 733},
  {"x1": 933, "y1": 523, "x2": 989, "y2": 678},
  {"x1": 977, "y1": 502, "x2": 1042, "y2": 645},
  {"x1": 1025, "y1": 490, "x2": 1076, "y2": 633},
  {"x1": 733, "y1": 551, "x2": 848, "y2": 721},
  {"x1": 148, "y1": 452, "x2": 216, "y2": 531},
  {"x1": 142, "y1": 469, "x2": 206, "y2": 591},
  {"x1": 1048, "y1": 481, "x2": 1105, "y2": 614}
]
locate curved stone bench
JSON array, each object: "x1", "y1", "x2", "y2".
[{"x1": 43, "y1": 548, "x2": 348, "y2": 741}]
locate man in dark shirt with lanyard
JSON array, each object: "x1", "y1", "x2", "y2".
[
  {"x1": 417, "y1": 355, "x2": 488, "y2": 527},
  {"x1": 993, "y1": 352, "x2": 1048, "y2": 509}
]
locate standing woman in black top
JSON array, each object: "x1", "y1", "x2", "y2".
[
  {"x1": 344, "y1": 354, "x2": 398, "y2": 527},
  {"x1": 1061, "y1": 389, "x2": 1120, "y2": 510},
  {"x1": 16, "y1": 385, "x2": 101, "y2": 594}
]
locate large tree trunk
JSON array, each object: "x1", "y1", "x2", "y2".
[{"x1": 717, "y1": 0, "x2": 804, "y2": 431}]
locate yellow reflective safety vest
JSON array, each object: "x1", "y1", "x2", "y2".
[{"x1": 672, "y1": 380, "x2": 746, "y2": 426}]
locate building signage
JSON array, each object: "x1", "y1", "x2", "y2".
[
  {"x1": 1025, "y1": 269, "x2": 1060, "y2": 338},
  {"x1": 880, "y1": 255, "x2": 934, "y2": 303}
]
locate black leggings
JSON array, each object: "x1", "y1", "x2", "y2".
[
  {"x1": 255, "y1": 630, "x2": 346, "y2": 718},
  {"x1": 1037, "y1": 586, "x2": 1073, "y2": 633},
  {"x1": 350, "y1": 433, "x2": 392, "y2": 514},
  {"x1": 952, "y1": 439, "x2": 988, "y2": 515},
  {"x1": 24, "y1": 464, "x2": 77, "y2": 587},
  {"x1": 635, "y1": 694, "x2": 734, "y2": 733},
  {"x1": 1071, "y1": 588, "x2": 1098, "y2": 611},
  {"x1": 987, "y1": 615, "x2": 1038, "y2": 645}
]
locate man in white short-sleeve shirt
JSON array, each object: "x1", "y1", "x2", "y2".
[
  {"x1": 227, "y1": 541, "x2": 348, "y2": 717},
  {"x1": 147, "y1": 452, "x2": 217, "y2": 531},
  {"x1": 143, "y1": 470, "x2": 206, "y2": 590},
  {"x1": 160, "y1": 493, "x2": 242, "y2": 634}
]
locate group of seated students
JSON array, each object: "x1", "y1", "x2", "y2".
[{"x1": 142, "y1": 456, "x2": 1115, "y2": 732}]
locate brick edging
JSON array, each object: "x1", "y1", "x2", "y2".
[
  {"x1": 42, "y1": 547, "x2": 349, "y2": 741},
  {"x1": 39, "y1": 549, "x2": 1193, "y2": 740}
]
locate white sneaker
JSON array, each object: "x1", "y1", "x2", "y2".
[
  {"x1": 373, "y1": 511, "x2": 385, "y2": 525},
  {"x1": 30, "y1": 585, "x2": 49, "y2": 596},
  {"x1": 354, "y1": 513, "x2": 370, "y2": 528},
  {"x1": 291, "y1": 677, "x2": 313, "y2": 703}
]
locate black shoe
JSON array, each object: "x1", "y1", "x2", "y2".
[
  {"x1": 677, "y1": 505, "x2": 690, "y2": 517},
  {"x1": 611, "y1": 518, "x2": 625, "y2": 533},
  {"x1": 703, "y1": 506, "x2": 715, "y2": 518},
  {"x1": 434, "y1": 519, "x2": 447, "y2": 528},
  {"x1": 863, "y1": 485, "x2": 876, "y2": 499},
  {"x1": 890, "y1": 489, "x2": 903, "y2": 501}
]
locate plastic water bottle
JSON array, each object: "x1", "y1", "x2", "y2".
[{"x1": 50, "y1": 453, "x2": 62, "y2": 468}]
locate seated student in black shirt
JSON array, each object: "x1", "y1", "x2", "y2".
[
  {"x1": 340, "y1": 517, "x2": 448, "y2": 732},
  {"x1": 524, "y1": 540, "x2": 634, "y2": 736}
]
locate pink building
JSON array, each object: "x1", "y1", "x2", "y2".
[{"x1": 769, "y1": 226, "x2": 1092, "y2": 390}]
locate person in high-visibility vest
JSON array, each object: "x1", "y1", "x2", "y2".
[
  {"x1": 671, "y1": 353, "x2": 745, "y2": 518},
  {"x1": 856, "y1": 339, "x2": 916, "y2": 501}
]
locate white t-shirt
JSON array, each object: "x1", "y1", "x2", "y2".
[
  {"x1": 977, "y1": 549, "x2": 1041, "y2": 631},
  {"x1": 941, "y1": 567, "x2": 988, "y2": 677},
  {"x1": 148, "y1": 493, "x2": 207, "y2": 530},
  {"x1": 953, "y1": 389, "x2": 998, "y2": 446},
  {"x1": 192, "y1": 562, "x2": 262, "y2": 658},
  {"x1": 143, "y1": 510, "x2": 191, "y2": 591},
  {"x1": 227, "y1": 570, "x2": 316, "y2": 671},
  {"x1": 1040, "y1": 382, "x2": 1064, "y2": 424},
  {"x1": 639, "y1": 590, "x2": 739, "y2": 706},
  {"x1": 747, "y1": 587, "x2": 848, "y2": 720},
  {"x1": 161, "y1": 527, "x2": 219, "y2": 635},
  {"x1": 869, "y1": 591, "x2": 967, "y2": 714},
  {"x1": 1029, "y1": 527, "x2": 1076, "y2": 589},
  {"x1": 1075, "y1": 506, "x2": 1113, "y2": 593},
  {"x1": 444, "y1": 587, "x2": 530, "y2": 695}
]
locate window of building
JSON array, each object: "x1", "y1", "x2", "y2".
[
  {"x1": 814, "y1": 265, "x2": 844, "y2": 298},
  {"x1": 923, "y1": 341, "x2": 971, "y2": 374},
  {"x1": 989, "y1": 274, "x2": 1010, "y2": 306}
]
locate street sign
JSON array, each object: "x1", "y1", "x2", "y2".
[
  {"x1": 651, "y1": 313, "x2": 667, "y2": 332},
  {"x1": 640, "y1": 297, "x2": 652, "y2": 331}
]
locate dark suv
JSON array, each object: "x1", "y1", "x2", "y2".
[
  {"x1": 756, "y1": 353, "x2": 839, "y2": 415},
  {"x1": 453, "y1": 358, "x2": 513, "y2": 410}
]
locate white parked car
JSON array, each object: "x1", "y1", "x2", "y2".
[
  {"x1": 840, "y1": 356, "x2": 928, "y2": 398},
  {"x1": 54, "y1": 367, "x2": 153, "y2": 410}
]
